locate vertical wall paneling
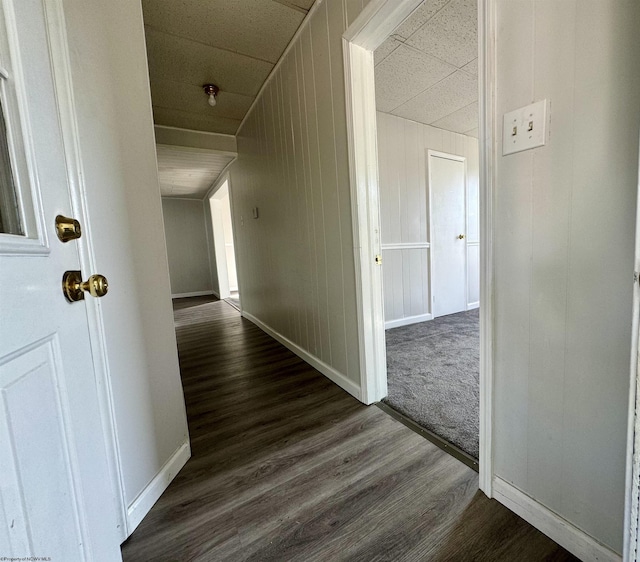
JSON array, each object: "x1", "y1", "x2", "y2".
[
  {"x1": 377, "y1": 112, "x2": 480, "y2": 327},
  {"x1": 494, "y1": 0, "x2": 640, "y2": 553},
  {"x1": 229, "y1": 0, "x2": 373, "y2": 391}
]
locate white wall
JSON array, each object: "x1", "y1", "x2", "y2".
[
  {"x1": 494, "y1": 0, "x2": 640, "y2": 553},
  {"x1": 162, "y1": 198, "x2": 214, "y2": 296},
  {"x1": 62, "y1": 0, "x2": 189, "y2": 525},
  {"x1": 230, "y1": 0, "x2": 370, "y2": 390},
  {"x1": 377, "y1": 112, "x2": 479, "y2": 327}
]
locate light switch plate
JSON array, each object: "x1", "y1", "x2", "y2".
[{"x1": 502, "y1": 99, "x2": 548, "y2": 156}]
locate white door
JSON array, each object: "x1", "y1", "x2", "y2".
[
  {"x1": 0, "y1": 0, "x2": 120, "y2": 560},
  {"x1": 430, "y1": 152, "x2": 467, "y2": 318}
]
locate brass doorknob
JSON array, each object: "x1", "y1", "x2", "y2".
[
  {"x1": 62, "y1": 270, "x2": 109, "y2": 302},
  {"x1": 458, "y1": 234, "x2": 465, "y2": 239}
]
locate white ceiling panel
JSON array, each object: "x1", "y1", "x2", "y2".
[
  {"x1": 393, "y1": 0, "x2": 450, "y2": 39},
  {"x1": 153, "y1": 107, "x2": 242, "y2": 136},
  {"x1": 374, "y1": 45, "x2": 456, "y2": 112},
  {"x1": 461, "y1": 57, "x2": 478, "y2": 76},
  {"x1": 142, "y1": 0, "x2": 311, "y2": 134},
  {"x1": 273, "y1": 0, "x2": 315, "y2": 11},
  {"x1": 374, "y1": 0, "x2": 478, "y2": 136},
  {"x1": 151, "y1": 78, "x2": 254, "y2": 122},
  {"x1": 145, "y1": 29, "x2": 273, "y2": 97},
  {"x1": 392, "y1": 70, "x2": 477, "y2": 125},
  {"x1": 157, "y1": 145, "x2": 236, "y2": 198},
  {"x1": 431, "y1": 101, "x2": 479, "y2": 134},
  {"x1": 142, "y1": 0, "x2": 305, "y2": 64},
  {"x1": 406, "y1": 0, "x2": 478, "y2": 68},
  {"x1": 374, "y1": 36, "x2": 402, "y2": 66}
]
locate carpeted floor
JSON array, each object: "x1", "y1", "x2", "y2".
[{"x1": 383, "y1": 309, "x2": 479, "y2": 459}]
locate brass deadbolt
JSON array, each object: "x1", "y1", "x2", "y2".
[
  {"x1": 55, "y1": 215, "x2": 82, "y2": 242},
  {"x1": 63, "y1": 270, "x2": 109, "y2": 302}
]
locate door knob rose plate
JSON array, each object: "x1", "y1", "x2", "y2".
[{"x1": 62, "y1": 270, "x2": 109, "y2": 302}]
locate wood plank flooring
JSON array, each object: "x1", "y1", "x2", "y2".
[{"x1": 121, "y1": 297, "x2": 578, "y2": 562}]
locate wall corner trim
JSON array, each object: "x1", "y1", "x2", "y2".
[
  {"x1": 493, "y1": 477, "x2": 621, "y2": 562},
  {"x1": 171, "y1": 290, "x2": 215, "y2": 299},
  {"x1": 126, "y1": 440, "x2": 191, "y2": 536},
  {"x1": 385, "y1": 314, "x2": 433, "y2": 330},
  {"x1": 242, "y1": 311, "x2": 362, "y2": 402}
]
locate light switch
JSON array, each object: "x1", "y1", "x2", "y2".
[{"x1": 502, "y1": 99, "x2": 548, "y2": 156}]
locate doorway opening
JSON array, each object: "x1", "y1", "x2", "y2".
[
  {"x1": 209, "y1": 178, "x2": 240, "y2": 310},
  {"x1": 344, "y1": 0, "x2": 489, "y2": 480}
]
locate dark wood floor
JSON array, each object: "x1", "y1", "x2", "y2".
[{"x1": 121, "y1": 296, "x2": 577, "y2": 562}]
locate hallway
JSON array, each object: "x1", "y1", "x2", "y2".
[{"x1": 121, "y1": 297, "x2": 576, "y2": 561}]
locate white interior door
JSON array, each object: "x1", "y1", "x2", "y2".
[
  {"x1": 430, "y1": 152, "x2": 467, "y2": 318},
  {"x1": 0, "y1": 0, "x2": 119, "y2": 559}
]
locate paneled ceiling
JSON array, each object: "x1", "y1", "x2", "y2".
[
  {"x1": 374, "y1": 0, "x2": 478, "y2": 137},
  {"x1": 156, "y1": 145, "x2": 235, "y2": 198},
  {"x1": 141, "y1": 0, "x2": 315, "y2": 135}
]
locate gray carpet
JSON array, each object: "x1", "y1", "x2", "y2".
[{"x1": 383, "y1": 309, "x2": 479, "y2": 459}]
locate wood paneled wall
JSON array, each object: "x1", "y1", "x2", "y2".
[
  {"x1": 229, "y1": 0, "x2": 370, "y2": 387},
  {"x1": 377, "y1": 112, "x2": 479, "y2": 327},
  {"x1": 494, "y1": 0, "x2": 640, "y2": 552}
]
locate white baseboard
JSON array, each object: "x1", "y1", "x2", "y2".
[
  {"x1": 242, "y1": 311, "x2": 362, "y2": 401},
  {"x1": 467, "y1": 301, "x2": 480, "y2": 310},
  {"x1": 385, "y1": 313, "x2": 432, "y2": 330},
  {"x1": 212, "y1": 289, "x2": 220, "y2": 299},
  {"x1": 493, "y1": 477, "x2": 621, "y2": 562},
  {"x1": 126, "y1": 440, "x2": 191, "y2": 535},
  {"x1": 171, "y1": 290, "x2": 215, "y2": 299}
]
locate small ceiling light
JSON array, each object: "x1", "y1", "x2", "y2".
[{"x1": 203, "y1": 84, "x2": 219, "y2": 107}]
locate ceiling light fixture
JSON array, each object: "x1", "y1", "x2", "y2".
[{"x1": 203, "y1": 84, "x2": 219, "y2": 107}]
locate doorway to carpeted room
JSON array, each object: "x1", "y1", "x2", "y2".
[
  {"x1": 373, "y1": 0, "x2": 480, "y2": 467},
  {"x1": 382, "y1": 309, "x2": 479, "y2": 462}
]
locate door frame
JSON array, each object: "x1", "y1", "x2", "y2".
[
  {"x1": 623, "y1": 139, "x2": 640, "y2": 560},
  {"x1": 205, "y1": 171, "x2": 242, "y2": 306},
  {"x1": 343, "y1": 0, "x2": 495, "y2": 494},
  {"x1": 43, "y1": 0, "x2": 128, "y2": 538},
  {"x1": 426, "y1": 150, "x2": 469, "y2": 318}
]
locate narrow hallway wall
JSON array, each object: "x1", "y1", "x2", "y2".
[
  {"x1": 493, "y1": 0, "x2": 640, "y2": 553},
  {"x1": 229, "y1": 0, "x2": 371, "y2": 390},
  {"x1": 162, "y1": 198, "x2": 214, "y2": 297}
]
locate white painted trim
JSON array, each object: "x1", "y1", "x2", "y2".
[
  {"x1": 345, "y1": 0, "x2": 494, "y2": 498},
  {"x1": 237, "y1": 0, "x2": 322, "y2": 135},
  {"x1": 156, "y1": 143, "x2": 237, "y2": 160},
  {"x1": 623, "y1": 112, "x2": 640, "y2": 562},
  {"x1": 343, "y1": 0, "x2": 421, "y2": 49},
  {"x1": 0, "y1": 0, "x2": 48, "y2": 255},
  {"x1": 225, "y1": 174, "x2": 244, "y2": 314},
  {"x1": 478, "y1": 0, "x2": 495, "y2": 498},
  {"x1": 381, "y1": 242, "x2": 430, "y2": 250},
  {"x1": 242, "y1": 311, "x2": 362, "y2": 401},
  {"x1": 126, "y1": 440, "x2": 191, "y2": 534},
  {"x1": 385, "y1": 313, "x2": 432, "y2": 330},
  {"x1": 171, "y1": 290, "x2": 215, "y2": 299},
  {"x1": 154, "y1": 124, "x2": 236, "y2": 140},
  {"x1": 493, "y1": 477, "x2": 621, "y2": 562},
  {"x1": 204, "y1": 164, "x2": 236, "y2": 201},
  {"x1": 42, "y1": 0, "x2": 129, "y2": 539},
  {"x1": 467, "y1": 301, "x2": 480, "y2": 310}
]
